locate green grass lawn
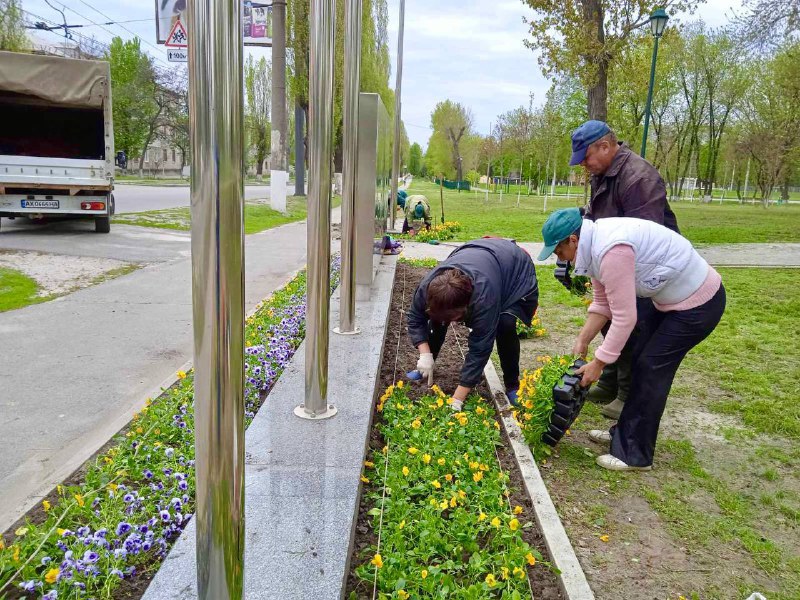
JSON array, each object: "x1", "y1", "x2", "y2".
[
  {"x1": 0, "y1": 267, "x2": 44, "y2": 312},
  {"x1": 113, "y1": 196, "x2": 339, "y2": 235},
  {"x1": 406, "y1": 179, "x2": 800, "y2": 244},
  {"x1": 506, "y1": 266, "x2": 800, "y2": 599}
]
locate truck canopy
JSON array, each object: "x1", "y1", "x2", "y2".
[{"x1": 0, "y1": 51, "x2": 109, "y2": 108}]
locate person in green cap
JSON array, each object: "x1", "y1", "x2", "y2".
[
  {"x1": 402, "y1": 194, "x2": 432, "y2": 236},
  {"x1": 538, "y1": 208, "x2": 725, "y2": 472}
]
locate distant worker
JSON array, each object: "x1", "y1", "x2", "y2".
[
  {"x1": 569, "y1": 120, "x2": 679, "y2": 420},
  {"x1": 396, "y1": 188, "x2": 408, "y2": 210},
  {"x1": 406, "y1": 239, "x2": 539, "y2": 411},
  {"x1": 403, "y1": 194, "x2": 432, "y2": 235}
]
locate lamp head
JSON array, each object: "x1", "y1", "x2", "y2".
[{"x1": 650, "y1": 8, "x2": 669, "y2": 37}]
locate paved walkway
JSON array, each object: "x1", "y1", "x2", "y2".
[
  {"x1": 0, "y1": 208, "x2": 340, "y2": 531},
  {"x1": 398, "y1": 241, "x2": 800, "y2": 267}
]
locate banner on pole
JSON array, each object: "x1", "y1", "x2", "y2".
[{"x1": 155, "y1": 0, "x2": 273, "y2": 46}]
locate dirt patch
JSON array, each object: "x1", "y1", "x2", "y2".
[
  {"x1": 0, "y1": 250, "x2": 139, "y2": 297},
  {"x1": 345, "y1": 262, "x2": 564, "y2": 599}
]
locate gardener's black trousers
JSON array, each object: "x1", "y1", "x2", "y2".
[
  {"x1": 610, "y1": 285, "x2": 726, "y2": 466},
  {"x1": 426, "y1": 293, "x2": 537, "y2": 391}
]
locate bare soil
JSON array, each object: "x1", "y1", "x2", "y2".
[{"x1": 345, "y1": 262, "x2": 564, "y2": 599}]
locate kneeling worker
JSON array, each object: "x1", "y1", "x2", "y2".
[
  {"x1": 402, "y1": 194, "x2": 432, "y2": 235},
  {"x1": 538, "y1": 208, "x2": 725, "y2": 471},
  {"x1": 407, "y1": 239, "x2": 539, "y2": 411}
]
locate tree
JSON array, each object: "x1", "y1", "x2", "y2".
[
  {"x1": 0, "y1": 0, "x2": 27, "y2": 51},
  {"x1": 408, "y1": 142, "x2": 423, "y2": 176},
  {"x1": 106, "y1": 37, "x2": 159, "y2": 166},
  {"x1": 429, "y1": 100, "x2": 474, "y2": 181},
  {"x1": 738, "y1": 42, "x2": 800, "y2": 203},
  {"x1": 521, "y1": 0, "x2": 701, "y2": 121},
  {"x1": 737, "y1": 0, "x2": 800, "y2": 48},
  {"x1": 245, "y1": 56, "x2": 272, "y2": 177},
  {"x1": 163, "y1": 86, "x2": 190, "y2": 175}
]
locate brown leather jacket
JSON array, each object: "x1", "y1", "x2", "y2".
[{"x1": 586, "y1": 143, "x2": 679, "y2": 233}]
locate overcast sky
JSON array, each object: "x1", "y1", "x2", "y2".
[{"x1": 23, "y1": 0, "x2": 743, "y2": 148}]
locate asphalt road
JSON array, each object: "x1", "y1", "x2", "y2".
[{"x1": 114, "y1": 184, "x2": 271, "y2": 213}]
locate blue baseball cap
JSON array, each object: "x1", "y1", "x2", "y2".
[
  {"x1": 414, "y1": 204, "x2": 425, "y2": 219},
  {"x1": 537, "y1": 207, "x2": 583, "y2": 261},
  {"x1": 569, "y1": 120, "x2": 611, "y2": 166}
]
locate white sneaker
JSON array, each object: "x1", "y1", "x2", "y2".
[
  {"x1": 596, "y1": 454, "x2": 652, "y2": 472},
  {"x1": 588, "y1": 430, "x2": 612, "y2": 443},
  {"x1": 450, "y1": 399, "x2": 463, "y2": 412}
]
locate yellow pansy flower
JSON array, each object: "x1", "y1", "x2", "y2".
[
  {"x1": 439, "y1": 499, "x2": 448, "y2": 510},
  {"x1": 509, "y1": 518, "x2": 520, "y2": 531},
  {"x1": 360, "y1": 475, "x2": 370, "y2": 483},
  {"x1": 526, "y1": 552, "x2": 537, "y2": 566},
  {"x1": 402, "y1": 466, "x2": 410, "y2": 477},
  {"x1": 437, "y1": 458, "x2": 446, "y2": 466},
  {"x1": 478, "y1": 512, "x2": 487, "y2": 521},
  {"x1": 396, "y1": 380, "x2": 404, "y2": 389},
  {"x1": 501, "y1": 566, "x2": 510, "y2": 580},
  {"x1": 421, "y1": 569, "x2": 428, "y2": 579},
  {"x1": 408, "y1": 447, "x2": 419, "y2": 455},
  {"x1": 371, "y1": 553, "x2": 383, "y2": 568},
  {"x1": 491, "y1": 516, "x2": 501, "y2": 527},
  {"x1": 513, "y1": 566, "x2": 525, "y2": 579},
  {"x1": 411, "y1": 419, "x2": 421, "y2": 429},
  {"x1": 45, "y1": 568, "x2": 60, "y2": 584},
  {"x1": 74, "y1": 494, "x2": 85, "y2": 507},
  {"x1": 15, "y1": 527, "x2": 28, "y2": 537},
  {"x1": 398, "y1": 520, "x2": 406, "y2": 529},
  {"x1": 473, "y1": 472, "x2": 483, "y2": 483},
  {"x1": 485, "y1": 573, "x2": 497, "y2": 586},
  {"x1": 364, "y1": 461, "x2": 374, "y2": 468},
  {"x1": 398, "y1": 591, "x2": 409, "y2": 600},
  {"x1": 422, "y1": 454, "x2": 431, "y2": 464},
  {"x1": 431, "y1": 480, "x2": 441, "y2": 489},
  {"x1": 177, "y1": 371, "x2": 187, "y2": 379},
  {"x1": 513, "y1": 505, "x2": 523, "y2": 515},
  {"x1": 445, "y1": 474, "x2": 453, "y2": 482},
  {"x1": 599, "y1": 534, "x2": 610, "y2": 542}
]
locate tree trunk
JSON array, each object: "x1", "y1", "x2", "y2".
[{"x1": 584, "y1": 0, "x2": 607, "y2": 121}]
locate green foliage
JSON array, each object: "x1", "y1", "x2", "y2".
[
  {"x1": 355, "y1": 385, "x2": 548, "y2": 597},
  {"x1": 245, "y1": 56, "x2": 272, "y2": 175},
  {"x1": 408, "y1": 143, "x2": 423, "y2": 176},
  {"x1": 0, "y1": 0, "x2": 26, "y2": 51},
  {"x1": 106, "y1": 37, "x2": 158, "y2": 160},
  {"x1": 0, "y1": 267, "x2": 43, "y2": 312},
  {"x1": 465, "y1": 170, "x2": 480, "y2": 187},
  {"x1": 428, "y1": 100, "x2": 475, "y2": 180}
]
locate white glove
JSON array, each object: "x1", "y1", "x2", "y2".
[
  {"x1": 416, "y1": 352, "x2": 435, "y2": 385},
  {"x1": 450, "y1": 398, "x2": 463, "y2": 412}
]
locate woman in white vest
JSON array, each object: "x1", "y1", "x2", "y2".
[{"x1": 538, "y1": 208, "x2": 726, "y2": 471}]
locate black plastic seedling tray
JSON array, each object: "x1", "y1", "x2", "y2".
[{"x1": 543, "y1": 359, "x2": 590, "y2": 447}]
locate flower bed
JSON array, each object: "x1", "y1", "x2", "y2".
[
  {"x1": 354, "y1": 384, "x2": 546, "y2": 598},
  {"x1": 515, "y1": 314, "x2": 547, "y2": 339},
  {"x1": 347, "y1": 261, "x2": 564, "y2": 600},
  {"x1": 399, "y1": 221, "x2": 462, "y2": 243},
  {"x1": 0, "y1": 257, "x2": 341, "y2": 598}
]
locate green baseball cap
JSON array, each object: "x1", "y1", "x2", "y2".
[{"x1": 537, "y1": 207, "x2": 583, "y2": 261}]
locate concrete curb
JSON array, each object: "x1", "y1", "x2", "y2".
[{"x1": 483, "y1": 361, "x2": 595, "y2": 600}]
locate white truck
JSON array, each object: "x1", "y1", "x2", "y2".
[{"x1": 0, "y1": 51, "x2": 117, "y2": 233}]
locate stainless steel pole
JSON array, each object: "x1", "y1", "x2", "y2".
[
  {"x1": 188, "y1": 0, "x2": 244, "y2": 597},
  {"x1": 270, "y1": 0, "x2": 289, "y2": 213},
  {"x1": 296, "y1": 0, "x2": 337, "y2": 420},
  {"x1": 335, "y1": 0, "x2": 362, "y2": 336},
  {"x1": 389, "y1": 0, "x2": 405, "y2": 230}
]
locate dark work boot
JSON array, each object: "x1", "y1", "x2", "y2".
[
  {"x1": 588, "y1": 362, "x2": 618, "y2": 404},
  {"x1": 601, "y1": 350, "x2": 631, "y2": 419}
]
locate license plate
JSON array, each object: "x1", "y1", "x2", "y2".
[{"x1": 21, "y1": 200, "x2": 59, "y2": 209}]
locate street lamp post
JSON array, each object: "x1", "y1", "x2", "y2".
[{"x1": 640, "y1": 8, "x2": 669, "y2": 159}]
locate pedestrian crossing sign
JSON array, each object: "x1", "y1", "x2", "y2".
[{"x1": 164, "y1": 19, "x2": 188, "y2": 48}]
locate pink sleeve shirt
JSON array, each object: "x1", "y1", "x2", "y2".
[{"x1": 587, "y1": 244, "x2": 722, "y2": 364}]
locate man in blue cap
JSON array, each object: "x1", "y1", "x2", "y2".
[
  {"x1": 567, "y1": 120, "x2": 679, "y2": 419},
  {"x1": 402, "y1": 194, "x2": 432, "y2": 235}
]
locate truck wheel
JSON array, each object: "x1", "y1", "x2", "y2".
[
  {"x1": 109, "y1": 194, "x2": 116, "y2": 216},
  {"x1": 95, "y1": 216, "x2": 111, "y2": 233}
]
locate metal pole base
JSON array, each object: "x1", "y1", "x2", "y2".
[
  {"x1": 333, "y1": 326, "x2": 361, "y2": 336},
  {"x1": 294, "y1": 403, "x2": 338, "y2": 420}
]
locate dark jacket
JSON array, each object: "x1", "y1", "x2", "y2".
[
  {"x1": 587, "y1": 143, "x2": 679, "y2": 233},
  {"x1": 407, "y1": 239, "x2": 538, "y2": 388}
]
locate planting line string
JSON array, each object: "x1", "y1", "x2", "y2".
[
  {"x1": 373, "y1": 263, "x2": 408, "y2": 598},
  {"x1": 372, "y1": 439, "x2": 391, "y2": 600}
]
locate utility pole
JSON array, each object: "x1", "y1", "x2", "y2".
[
  {"x1": 294, "y1": 103, "x2": 305, "y2": 196},
  {"x1": 270, "y1": 0, "x2": 289, "y2": 213},
  {"x1": 389, "y1": 0, "x2": 406, "y2": 230}
]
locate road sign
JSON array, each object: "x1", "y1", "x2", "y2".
[
  {"x1": 155, "y1": 0, "x2": 271, "y2": 46},
  {"x1": 164, "y1": 19, "x2": 188, "y2": 48},
  {"x1": 167, "y1": 48, "x2": 188, "y2": 62}
]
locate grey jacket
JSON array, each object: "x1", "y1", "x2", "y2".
[{"x1": 407, "y1": 239, "x2": 538, "y2": 387}]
